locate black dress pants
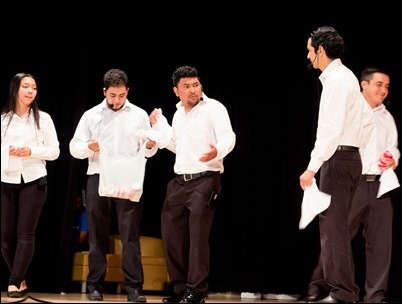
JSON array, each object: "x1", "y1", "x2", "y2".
[
  {"x1": 318, "y1": 150, "x2": 362, "y2": 303},
  {"x1": 1, "y1": 178, "x2": 47, "y2": 288},
  {"x1": 348, "y1": 178, "x2": 393, "y2": 302},
  {"x1": 161, "y1": 173, "x2": 221, "y2": 294},
  {"x1": 85, "y1": 174, "x2": 144, "y2": 294}
]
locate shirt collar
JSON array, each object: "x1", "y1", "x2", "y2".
[
  {"x1": 319, "y1": 58, "x2": 342, "y2": 83},
  {"x1": 101, "y1": 98, "x2": 131, "y2": 111}
]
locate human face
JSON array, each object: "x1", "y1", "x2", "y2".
[
  {"x1": 361, "y1": 72, "x2": 390, "y2": 109},
  {"x1": 18, "y1": 76, "x2": 37, "y2": 109},
  {"x1": 104, "y1": 86, "x2": 129, "y2": 111},
  {"x1": 173, "y1": 77, "x2": 202, "y2": 110},
  {"x1": 306, "y1": 38, "x2": 318, "y2": 69}
]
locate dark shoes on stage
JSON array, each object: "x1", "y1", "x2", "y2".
[
  {"x1": 162, "y1": 289, "x2": 187, "y2": 303},
  {"x1": 162, "y1": 288, "x2": 206, "y2": 303},
  {"x1": 182, "y1": 290, "x2": 206, "y2": 303},
  {"x1": 88, "y1": 288, "x2": 146, "y2": 303},
  {"x1": 127, "y1": 288, "x2": 147, "y2": 303},
  {"x1": 87, "y1": 289, "x2": 103, "y2": 301},
  {"x1": 7, "y1": 288, "x2": 29, "y2": 298}
]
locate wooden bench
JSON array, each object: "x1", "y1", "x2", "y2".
[{"x1": 72, "y1": 235, "x2": 169, "y2": 293}]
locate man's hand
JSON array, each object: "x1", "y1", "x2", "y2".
[
  {"x1": 149, "y1": 108, "x2": 162, "y2": 125},
  {"x1": 88, "y1": 140, "x2": 100, "y2": 153},
  {"x1": 199, "y1": 144, "x2": 217, "y2": 162},
  {"x1": 300, "y1": 170, "x2": 316, "y2": 191}
]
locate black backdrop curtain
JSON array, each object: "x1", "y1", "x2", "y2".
[{"x1": 1, "y1": 16, "x2": 401, "y2": 302}]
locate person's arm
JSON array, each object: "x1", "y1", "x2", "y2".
[
  {"x1": 308, "y1": 76, "x2": 349, "y2": 172},
  {"x1": 30, "y1": 112, "x2": 60, "y2": 161},
  {"x1": 209, "y1": 103, "x2": 236, "y2": 160},
  {"x1": 149, "y1": 108, "x2": 173, "y2": 150},
  {"x1": 137, "y1": 110, "x2": 158, "y2": 158},
  {"x1": 384, "y1": 113, "x2": 400, "y2": 169},
  {"x1": 70, "y1": 111, "x2": 97, "y2": 159}
]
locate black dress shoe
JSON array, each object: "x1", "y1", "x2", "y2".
[
  {"x1": 7, "y1": 286, "x2": 29, "y2": 298},
  {"x1": 87, "y1": 289, "x2": 103, "y2": 301},
  {"x1": 19, "y1": 288, "x2": 29, "y2": 297},
  {"x1": 162, "y1": 290, "x2": 186, "y2": 303},
  {"x1": 7, "y1": 290, "x2": 23, "y2": 298},
  {"x1": 182, "y1": 290, "x2": 207, "y2": 303},
  {"x1": 127, "y1": 289, "x2": 146, "y2": 303}
]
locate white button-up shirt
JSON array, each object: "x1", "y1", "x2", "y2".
[
  {"x1": 1, "y1": 111, "x2": 60, "y2": 183},
  {"x1": 69, "y1": 99, "x2": 157, "y2": 175}
]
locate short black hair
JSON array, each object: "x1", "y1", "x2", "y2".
[
  {"x1": 309, "y1": 26, "x2": 345, "y2": 59},
  {"x1": 360, "y1": 66, "x2": 390, "y2": 82},
  {"x1": 172, "y1": 66, "x2": 200, "y2": 87},
  {"x1": 103, "y1": 69, "x2": 129, "y2": 89}
]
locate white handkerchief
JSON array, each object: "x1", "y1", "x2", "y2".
[
  {"x1": 377, "y1": 168, "x2": 400, "y2": 198},
  {"x1": 299, "y1": 178, "x2": 331, "y2": 230},
  {"x1": 1, "y1": 146, "x2": 23, "y2": 173},
  {"x1": 7, "y1": 156, "x2": 23, "y2": 172},
  {"x1": 135, "y1": 129, "x2": 162, "y2": 144},
  {"x1": 1, "y1": 145, "x2": 10, "y2": 172}
]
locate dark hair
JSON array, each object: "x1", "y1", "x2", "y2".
[
  {"x1": 172, "y1": 66, "x2": 200, "y2": 87},
  {"x1": 309, "y1": 26, "x2": 345, "y2": 59},
  {"x1": 103, "y1": 69, "x2": 129, "y2": 90},
  {"x1": 360, "y1": 66, "x2": 390, "y2": 83},
  {"x1": 1, "y1": 72, "x2": 41, "y2": 129}
]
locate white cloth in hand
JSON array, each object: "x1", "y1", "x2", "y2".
[
  {"x1": 299, "y1": 178, "x2": 331, "y2": 230},
  {"x1": 135, "y1": 129, "x2": 162, "y2": 144},
  {"x1": 377, "y1": 168, "x2": 400, "y2": 198}
]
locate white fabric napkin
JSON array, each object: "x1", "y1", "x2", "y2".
[
  {"x1": 135, "y1": 129, "x2": 162, "y2": 144},
  {"x1": 299, "y1": 178, "x2": 331, "y2": 230},
  {"x1": 1, "y1": 145, "x2": 23, "y2": 173},
  {"x1": 377, "y1": 168, "x2": 400, "y2": 198},
  {"x1": 1, "y1": 145, "x2": 9, "y2": 172}
]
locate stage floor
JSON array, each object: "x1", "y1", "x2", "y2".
[{"x1": 1, "y1": 291, "x2": 304, "y2": 303}]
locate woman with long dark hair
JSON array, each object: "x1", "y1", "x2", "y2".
[{"x1": 1, "y1": 72, "x2": 60, "y2": 298}]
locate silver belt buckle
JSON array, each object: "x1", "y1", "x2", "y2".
[
  {"x1": 366, "y1": 175, "x2": 376, "y2": 182},
  {"x1": 184, "y1": 174, "x2": 193, "y2": 181}
]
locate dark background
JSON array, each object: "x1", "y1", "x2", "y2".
[{"x1": 1, "y1": 8, "x2": 401, "y2": 301}]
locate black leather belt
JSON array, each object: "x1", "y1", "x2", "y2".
[
  {"x1": 176, "y1": 171, "x2": 219, "y2": 182},
  {"x1": 362, "y1": 174, "x2": 381, "y2": 182},
  {"x1": 336, "y1": 145, "x2": 359, "y2": 152}
]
